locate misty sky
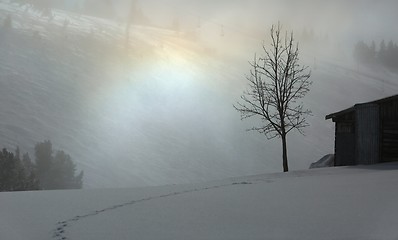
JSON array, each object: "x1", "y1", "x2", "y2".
[{"x1": 113, "y1": 0, "x2": 398, "y2": 43}]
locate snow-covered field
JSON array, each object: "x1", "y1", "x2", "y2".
[
  {"x1": 0, "y1": 2, "x2": 398, "y2": 189},
  {"x1": 1, "y1": 163, "x2": 398, "y2": 240}
]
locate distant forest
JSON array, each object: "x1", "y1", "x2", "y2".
[
  {"x1": 0, "y1": 141, "x2": 83, "y2": 192},
  {"x1": 353, "y1": 40, "x2": 398, "y2": 72}
]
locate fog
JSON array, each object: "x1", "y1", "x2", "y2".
[
  {"x1": 112, "y1": 0, "x2": 398, "y2": 70},
  {"x1": 116, "y1": 0, "x2": 398, "y2": 42},
  {"x1": 0, "y1": 0, "x2": 397, "y2": 188}
]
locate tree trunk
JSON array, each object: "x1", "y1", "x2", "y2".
[{"x1": 281, "y1": 133, "x2": 289, "y2": 172}]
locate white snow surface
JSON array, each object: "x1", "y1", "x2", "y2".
[{"x1": 1, "y1": 163, "x2": 398, "y2": 240}]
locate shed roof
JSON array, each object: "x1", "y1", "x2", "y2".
[{"x1": 325, "y1": 94, "x2": 398, "y2": 120}]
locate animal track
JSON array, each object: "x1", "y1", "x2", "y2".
[
  {"x1": 232, "y1": 181, "x2": 252, "y2": 185},
  {"x1": 51, "y1": 181, "x2": 257, "y2": 240}
]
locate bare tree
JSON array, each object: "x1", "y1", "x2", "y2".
[{"x1": 234, "y1": 23, "x2": 312, "y2": 172}]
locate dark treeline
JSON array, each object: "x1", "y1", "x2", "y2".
[
  {"x1": 354, "y1": 40, "x2": 398, "y2": 72},
  {"x1": 0, "y1": 140, "x2": 83, "y2": 192}
]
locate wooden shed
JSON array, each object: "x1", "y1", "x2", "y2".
[{"x1": 326, "y1": 95, "x2": 398, "y2": 166}]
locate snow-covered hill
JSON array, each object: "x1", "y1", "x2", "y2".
[
  {"x1": 1, "y1": 163, "x2": 398, "y2": 240},
  {"x1": 0, "y1": 2, "x2": 398, "y2": 188}
]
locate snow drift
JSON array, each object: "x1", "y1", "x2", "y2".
[{"x1": 1, "y1": 163, "x2": 398, "y2": 240}]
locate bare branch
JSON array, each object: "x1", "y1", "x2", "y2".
[{"x1": 234, "y1": 23, "x2": 312, "y2": 172}]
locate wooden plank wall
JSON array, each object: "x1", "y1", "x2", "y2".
[
  {"x1": 382, "y1": 122, "x2": 398, "y2": 162},
  {"x1": 333, "y1": 112, "x2": 355, "y2": 166},
  {"x1": 356, "y1": 104, "x2": 380, "y2": 165},
  {"x1": 381, "y1": 99, "x2": 398, "y2": 162},
  {"x1": 335, "y1": 132, "x2": 356, "y2": 166}
]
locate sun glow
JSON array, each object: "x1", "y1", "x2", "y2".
[{"x1": 77, "y1": 35, "x2": 211, "y2": 178}]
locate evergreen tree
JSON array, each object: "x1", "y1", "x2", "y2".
[
  {"x1": 51, "y1": 151, "x2": 83, "y2": 189},
  {"x1": 370, "y1": 41, "x2": 376, "y2": 59},
  {"x1": 378, "y1": 40, "x2": 386, "y2": 63},
  {"x1": 354, "y1": 39, "x2": 398, "y2": 72},
  {"x1": 34, "y1": 140, "x2": 83, "y2": 190},
  {"x1": 353, "y1": 41, "x2": 374, "y2": 64},
  {"x1": 0, "y1": 148, "x2": 17, "y2": 191},
  {"x1": 385, "y1": 40, "x2": 395, "y2": 69},
  {"x1": 22, "y1": 153, "x2": 40, "y2": 190},
  {"x1": 35, "y1": 140, "x2": 53, "y2": 189},
  {"x1": 0, "y1": 148, "x2": 39, "y2": 191}
]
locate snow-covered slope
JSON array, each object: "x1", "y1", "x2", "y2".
[
  {"x1": 1, "y1": 163, "x2": 398, "y2": 240},
  {"x1": 1, "y1": 2, "x2": 398, "y2": 188}
]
